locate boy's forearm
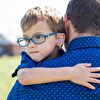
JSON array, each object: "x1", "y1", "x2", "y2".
[{"x1": 17, "y1": 67, "x2": 72, "y2": 85}]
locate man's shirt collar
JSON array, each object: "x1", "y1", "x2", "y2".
[{"x1": 67, "y1": 36, "x2": 100, "y2": 51}]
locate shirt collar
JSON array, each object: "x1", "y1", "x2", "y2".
[{"x1": 67, "y1": 36, "x2": 100, "y2": 51}]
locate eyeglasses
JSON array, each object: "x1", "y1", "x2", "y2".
[{"x1": 17, "y1": 32, "x2": 59, "y2": 47}]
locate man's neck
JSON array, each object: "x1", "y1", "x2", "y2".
[{"x1": 68, "y1": 32, "x2": 95, "y2": 44}]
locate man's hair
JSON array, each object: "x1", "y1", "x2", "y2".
[
  {"x1": 66, "y1": 0, "x2": 100, "y2": 35},
  {"x1": 21, "y1": 6, "x2": 65, "y2": 33}
]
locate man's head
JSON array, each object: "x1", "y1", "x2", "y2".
[
  {"x1": 64, "y1": 0, "x2": 100, "y2": 42},
  {"x1": 19, "y1": 6, "x2": 65, "y2": 62}
]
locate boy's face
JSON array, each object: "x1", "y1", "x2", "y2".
[{"x1": 23, "y1": 21, "x2": 58, "y2": 62}]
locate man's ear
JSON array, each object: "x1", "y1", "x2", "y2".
[
  {"x1": 64, "y1": 15, "x2": 69, "y2": 30},
  {"x1": 56, "y1": 33, "x2": 66, "y2": 47}
]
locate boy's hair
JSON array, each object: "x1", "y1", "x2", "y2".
[
  {"x1": 66, "y1": 0, "x2": 100, "y2": 35},
  {"x1": 21, "y1": 6, "x2": 65, "y2": 33}
]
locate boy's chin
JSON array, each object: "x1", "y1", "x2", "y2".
[{"x1": 31, "y1": 57, "x2": 43, "y2": 62}]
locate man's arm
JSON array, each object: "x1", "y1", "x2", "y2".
[{"x1": 17, "y1": 63, "x2": 100, "y2": 90}]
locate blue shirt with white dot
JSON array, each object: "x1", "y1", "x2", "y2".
[{"x1": 8, "y1": 36, "x2": 100, "y2": 100}]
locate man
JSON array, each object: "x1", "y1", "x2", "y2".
[
  {"x1": 8, "y1": 0, "x2": 100, "y2": 100},
  {"x1": 37, "y1": 0, "x2": 100, "y2": 99}
]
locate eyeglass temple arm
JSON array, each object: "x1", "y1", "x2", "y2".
[{"x1": 45, "y1": 32, "x2": 60, "y2": 37}]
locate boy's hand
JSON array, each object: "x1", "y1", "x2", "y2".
[{"x1": 69, "y1": 63, "x2": 100, "y2": 90}]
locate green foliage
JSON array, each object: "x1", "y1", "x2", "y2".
[{"x1": 0, "y1": 56, "x2": 20, "y2": 100}]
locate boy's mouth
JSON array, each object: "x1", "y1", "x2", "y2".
[{"x1": 29, "y1": 51, "x2": 39, "y2": 54}]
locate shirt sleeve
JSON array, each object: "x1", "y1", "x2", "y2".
[{"x1": 12, "y1": 51, "x2": 36, "y2": 77}]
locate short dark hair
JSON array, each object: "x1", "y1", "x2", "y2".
[
  {"x1": 21, "y1": 6, "x2": 65, "y2": 33},
  {"x1": 66, "y1": 0, "x2": 100, "y2": 35}
]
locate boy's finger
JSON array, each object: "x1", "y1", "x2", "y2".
[
  {"x1": 77, "y1": 63, "x2": 91, "y2": 67},
  {"x1": 89, "y1": 78, "x2": 100, "y2": 84},
  {"x1": 90, "y1": 73, "x2": 100, "y2": 78},
  {"x1": 82, "y1": 82, "x2": 95, "y2": 90},
  {"x1": 88, "y1": 67, "x2": 100, "y2": 72}
]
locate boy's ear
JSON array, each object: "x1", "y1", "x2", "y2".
[{"x1": 56, "y1": 33, "x2": 66, "y2": 47}]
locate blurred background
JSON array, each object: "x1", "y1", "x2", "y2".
[{"x1": 0, "y1": 0, "x2": 69, "y2": 99}]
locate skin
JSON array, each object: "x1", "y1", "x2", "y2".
[{"x1": 24, "y1": 20, "x2": 65, "y2": 62}]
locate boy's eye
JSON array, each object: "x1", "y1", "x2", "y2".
[
  {"x1": 17, "y1": 38, "x2": 29, "y2": 46},
  {"x1": 32, "y1": 34, "x2": 45, "y2": 43},
  {"x1": 35, "y1": 35, "x2": 41, "y2": 39},
  {"x1": 33, "y1": 34, "x2": 44, "y2": 40}
]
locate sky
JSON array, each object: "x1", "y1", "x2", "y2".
[{"x1": 0, "y1": 0, "x2": 69, "y2": 43}]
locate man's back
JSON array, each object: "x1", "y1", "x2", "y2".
[
  {"x1": 36, "y1": 36, "x2": 100, "y2": 100},
  {"x1": 8, "y1": 36, "x2": 100, "y2": 100}
]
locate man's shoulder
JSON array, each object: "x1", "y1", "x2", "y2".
[{"x1": 38, "y1": 47, "x2": 100, "y2": 67}]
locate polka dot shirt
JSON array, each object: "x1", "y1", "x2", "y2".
[{"x1": 7, "y1": 36, "x2": 100, "y2": 100}]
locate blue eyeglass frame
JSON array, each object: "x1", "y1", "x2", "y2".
[{"x1": 17, "y1": 32, "x2": 60, "y2": 47}]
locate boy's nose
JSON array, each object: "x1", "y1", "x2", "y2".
[{"x1": 28, "y1": 41, "x2": 37, "y2": 48}]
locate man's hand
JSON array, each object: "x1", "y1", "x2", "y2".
[{"x1": 69, "y1": 63, "x2": 100, "y2": 90}]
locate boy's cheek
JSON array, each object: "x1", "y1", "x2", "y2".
[{"x1": 25, "y1": 47, "x2": 28, "y2": 53}]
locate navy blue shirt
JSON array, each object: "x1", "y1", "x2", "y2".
[{"x1": 7, "y1": 36, "x2": 100, "y2": 100}]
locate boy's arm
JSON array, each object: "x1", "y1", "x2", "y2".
[
  {"x1": 17, "y1": 67, "x2": 71, "y2": 84},
  {"x1": 17, "y1": 63, "x2": 100, "y2": 90}
]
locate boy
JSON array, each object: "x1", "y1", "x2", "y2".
[{"x1": 8, "y1": 6, "x2": 100, "y2": 100}]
